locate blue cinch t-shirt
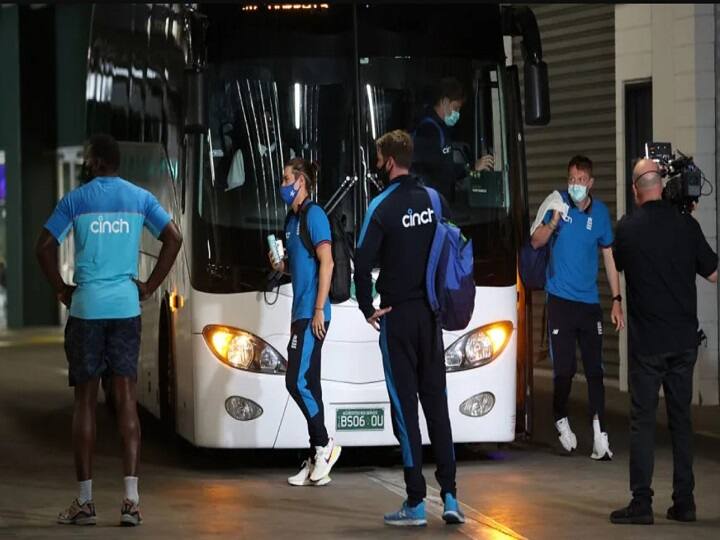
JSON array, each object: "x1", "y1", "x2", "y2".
[
  {"x1": 45, "y1": 176, "x2": 172, "y2": 320},
  {"x1": 544, "y1": 194, "x2": 614, "y2": 304},
  {"x1": 285, "y1": 201, "x2": 332, "y2": 322}
]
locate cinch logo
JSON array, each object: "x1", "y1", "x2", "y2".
[
  {"x1": 402, "y1": 207, "x2": 435, "y2": 228},
  {"x1": 90, "y1": 216, "x2": 130, "y2": 234}
]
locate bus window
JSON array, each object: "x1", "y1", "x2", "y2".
[
  {"x1": 194, "y1": 73, "x2": 354, "y2": 293},
  {"x1": 360, "y1": 59, "x2": 515, "y2": 286},
  {"x1": 191, "y1": 4, "x2": 356, "y2": 294}
]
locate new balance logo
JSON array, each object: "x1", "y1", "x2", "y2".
[
  {"x1": 90, "y1": 216, "x2": 130, "y2": 234},
  {"x1": 402, "y1": 207, "x2": 435, "y2": 228}
]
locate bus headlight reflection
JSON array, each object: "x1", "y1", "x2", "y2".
[
  {"x1": 203, "y1": 325, "x2": 287, "y2": 374},
  {"x1": 444, "y1": 321, "x2": 513, "y2": 372}
]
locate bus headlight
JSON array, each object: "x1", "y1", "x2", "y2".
[
  {"x1": 459, "y1": 392, "x2": 496, "y2": 417},
  {"x1": 444, "y1": 321, "x2": 513, "y2": 372},
  {"x1": 203, "y1": 325, "x2": 287, "y2": 374},
  {"x1": 225, "y1": 396, "x2": 263, "y2": 421}
]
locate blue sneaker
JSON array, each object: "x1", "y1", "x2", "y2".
[
  {"x1": 442, "y1": 493, "x2": 465, "y2": 524},
  {"x1": 384, "y1": 501, "x2": 427, "y2": 527}
]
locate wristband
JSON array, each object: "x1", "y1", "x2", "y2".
[
  {"x1": 612, "y1": 295, "x2": 622, "y2": 303},
  {"x1": 314, "y1": 307, "x2": 323, "y2": 311}
]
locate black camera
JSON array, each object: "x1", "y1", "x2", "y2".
[{"x1": 644, "y1": 142, "x2": 706, "y2": 213}]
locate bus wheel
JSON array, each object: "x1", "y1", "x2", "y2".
[{"x1": 158, "y1": 298, "x2": 176, "y2": 432}]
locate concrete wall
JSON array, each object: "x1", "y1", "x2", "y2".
[
  {"x1": 615, "y1": 4, "x2": 718, "y2": 405},
  {"x1": 0, "y1": 5, "x2": 24, "y2": 328},
  {"x1": 0, "y1": 5, "x2": 91, "y2": 328}
]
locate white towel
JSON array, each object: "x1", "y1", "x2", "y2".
[{"x1": 530, "y1": 191, "x2": 571, "y2": 236}]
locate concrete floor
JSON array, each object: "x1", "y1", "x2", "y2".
[{"x1": 1, "y1": 329, "x2": 719, "y2": 540}]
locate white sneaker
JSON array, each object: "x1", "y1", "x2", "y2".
[
  {"x1": 590, "y1": 432, "x2": 613, "y2": 461},
  {"x1": 287, "y1": 459, "x2": 331, "y2": 486},
  {"x1": 309, "y1": 438, "x2": 342, "y2": 482},
  {"x1": 555, "y1": 417, "x2": 577, "y2": 453}
]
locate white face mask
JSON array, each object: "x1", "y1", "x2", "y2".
[{"x1": 568, "y1": 184, "x2": 588, "y2": 203}]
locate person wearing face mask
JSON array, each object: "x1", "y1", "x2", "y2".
[
  {"x1": 530, "y1": 154, "x2": 624, "y2": 461},
  {"x1": 355, "y1": 130, "x2": 463, "y2": 527},
  {"x1": 268, "y1": 157, "x2": 341, "y2": 487},
  {"x1": 411, "y1": 77, "x2": 494, "y2": 203}
]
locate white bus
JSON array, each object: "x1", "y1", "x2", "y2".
[{"x1": 73, "y1": 2, "x2": 549, "y2": 448}]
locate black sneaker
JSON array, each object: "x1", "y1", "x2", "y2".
[
  {"x1": 666, "y1": 504, "x2": 696, "y2": 522},
  {"x1": 610, "y1": 501, "x2": 654, "y2": 525}
]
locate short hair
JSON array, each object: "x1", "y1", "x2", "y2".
[
  {"x1": 376, "y1": 130, "x2": 414, "y2": 169},
  {"x1": 434, "y1": 77, "x2": 466, "y2": 104},
  {"x1": 87, "y1": 133, "x2": 121, "y2": 174},
  {"x1": 567, "y1": 154, "x2": 593, "y2": 176}
]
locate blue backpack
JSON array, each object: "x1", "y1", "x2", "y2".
[
  {"x1": 424, "y1": 187, "x2": 476, "y2": 331},
  {"x1": 519, "y1": 191, "x2": 569, "y2": 290}
]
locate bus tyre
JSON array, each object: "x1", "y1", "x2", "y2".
[{"x1": 158, "y1": 298, "x2": 177, "y2": 432}]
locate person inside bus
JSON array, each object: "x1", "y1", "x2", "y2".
[
  {"x1": 530, "y1": 154, "x2": 624, "y2": 461},
  {"x1": 35, "y1": 134, "x2": 183, "y2": 526},
  {"x1": 411, "y1": 76, "x2": 494, "y2": 204},
  {"x1": 223, "y1": 111, "x2": 296, "y2": 192},
  {"x1": 354, "y1": 130, "x2": 463, "y2": 527},
  {"x1": 268, "y1": 157, "x2": 341, "y2": 486}
]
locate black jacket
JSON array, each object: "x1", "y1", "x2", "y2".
[
  {"x1": 354, "y1": 175, "x2": 449, "y2": 320},
  {"x1": 613, "y1": 200, "x2": 718, "y2": 355},
  {"x1": 411, "y1": 109, "x2": 466, "y2": 203}
]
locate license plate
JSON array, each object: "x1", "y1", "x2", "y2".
[{"x1": 336, "y1": 408, "x2": 385, "y2": 431}]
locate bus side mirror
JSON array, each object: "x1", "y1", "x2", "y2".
[{"x1": 524, "y1": 61, "x2": 550, "y2": 126}]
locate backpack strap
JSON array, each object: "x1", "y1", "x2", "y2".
[
  {"x1": 298, "y1": 200, "x2": 318, "y2": 260},
  {"x1": 414, "y1": 116, "x2": 446, "y2": 150},
  {"x1": 423, "y1": 186, "x2": 443, "y2": 221}
]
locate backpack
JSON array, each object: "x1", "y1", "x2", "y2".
[
  {"x1": 285, "y1": 202, "x2": 352, "y2": 304},
  {"x1": 424, "y1": 186, "x2": 476, "y2": 331},
  {"x1": 519, "y1": 191, "x2": 569, "y2": 290}
]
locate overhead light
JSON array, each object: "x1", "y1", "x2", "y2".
[
  {"x1": 294, "y1": 83, "x2": 301, "y2": 130},
  {"x1": 366, "y1": 84, "x2": 377, "y2": 140}
]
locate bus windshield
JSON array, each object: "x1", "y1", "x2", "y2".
[{"x1": 191, "y1": 4, "x2": 515, "y2": 294}]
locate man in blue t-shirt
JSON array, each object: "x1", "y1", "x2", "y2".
[
  {"x1": 530, "y1": 155, "x2": 624, "y2": 461},
  {"x1": 268, "y1": 157, "x2": 340, "y2": 487},
  {"x1": 36, "y1": 134, "x2": 182, "y2": 526}
]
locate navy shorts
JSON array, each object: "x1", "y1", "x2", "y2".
[{"x1": 64, "y1": 316, "x2": 141, "y2": 387}]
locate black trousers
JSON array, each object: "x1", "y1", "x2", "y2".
[
  {"x1": 379, "y1": 299, "x2": 456, "y2": 506},
  {"x1": 629, "y1": 348, "x2": 697, "y2": 507},
  {"x1": 547, "y1": 294, "x2": 606, "y2": 429},
  {"x1": 286, "y1": 319, "x2": 330, "y2": 449}
]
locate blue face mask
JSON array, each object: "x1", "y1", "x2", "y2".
[
  {"x1": 444, "y1": 110, "x2": 460, "y2": 127},
  {"x1": 568, "y1": 184, "x2": 588, "y2": 203},
  {"x1": 280, "y1": 180, "x2": 300, "y2": 206}
]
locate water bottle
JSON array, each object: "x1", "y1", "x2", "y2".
[{"x1": 267, "y1": 234, "x2": 281, "y2": 265}]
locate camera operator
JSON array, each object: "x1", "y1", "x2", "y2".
[{"x1": 610, "y1": 158, "x2": 718, "y2": 525}]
